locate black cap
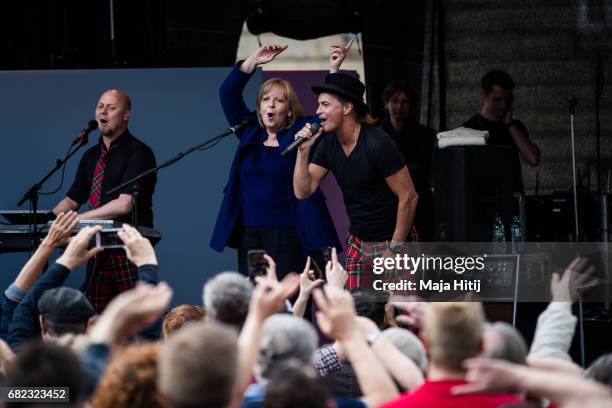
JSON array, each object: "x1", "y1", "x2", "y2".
[
  {"x1": 312, "y1": 73, "x2": 369, "y2": 116},
  {"x1": 38, "y1": 287, "x2": 95, "y2": 324}
]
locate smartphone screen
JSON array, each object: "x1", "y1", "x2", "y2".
[
  {"x1": 308, "y1": 248, "x2": 332, "y2": 280},
  {"x1": 309, "y1": 257, "x2": 323, "y2": 280},
  {"x1": 247, "y1": 249, "x2": 268, "y2": 279},
  {"x1": 321, "y1": 247, "x2": 332, "y2": 264},
  {"x1": 96, "y1": 228, "x2": 124, "y2": 249}
]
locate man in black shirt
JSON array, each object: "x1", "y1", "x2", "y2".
[
  {"x1": 379, "y1": 81, "x2": 436, "y2": 241},
  {"x1": 293, "y1": 73, "x2": 418, "y2": 289},
  {"x1": 463, "y1": 70, "x2": 541, "y2": 194},
  {"x1": 53, "y1": 89, "x2": 157, "y2": 312}
]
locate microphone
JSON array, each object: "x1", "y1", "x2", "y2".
[
  {"x1": 71, "y1": 120, "x2": 98, "y2": 146},
  {"x1": 281, "y1": 123, "x2": 321, "y2": 156}
]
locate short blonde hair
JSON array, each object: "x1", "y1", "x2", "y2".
[
  {"x1": 256, "y1": 78, "x2": 304, "y2": 129},
  {"x1": 423, "y1": 302, "x2": 484, "y2": 371}
]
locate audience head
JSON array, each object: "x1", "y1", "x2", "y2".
[
  {"x1": 158, "y1": 322, "x2": 238, "y2": 408},
  {"x1": 483, "y1": 322, "x2": 528, "y2": 365},
  {"x1": 203, "y1": 271, "x2": 253, "y2": 329},
  {"x1": 5, "y1": 342, "x2": 85, "y2": 407},
  {"x1": 256, "y1": 78, "x2": 304, "y2": 131},
  {"x1": 37, "y1": 287, "x2": 95, "y2": 338},
  {"x1": 351, "y1": 287, "x2": 388, "y2": 329},
  {"x1": 422, "y1": 302, "x2": 484, "y2": 372},
  {"x1": 585, "y1": 353, "x2": 612, "y2": 387},
  {"x1": 382, "y1": 327, "x2": 428, "y2": 373},
  {"x1": 264, "y1": 367, "x2": 329, "y2": 408},
  {"x1": 257, "y1": 314, "x2": 318, "y2": 381},
  {"x1": 92, "y1": 343, "x2": 166, "y2": 408},
  {"x1": 162, "y1": 304, "x2": 206, "y2": 338}
]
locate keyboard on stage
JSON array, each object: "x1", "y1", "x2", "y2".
[{"x1": 0, "y1": 222, "x2": 161, "y2": 253}]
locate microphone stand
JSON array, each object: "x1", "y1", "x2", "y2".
[
  {"x1": 567, "y1": 96, "x2": 586, "y2": 367},
  {"x1": 106, "y1": 119, "x2": 252, "y2": 215},
  {"x1": 16, "y1": 136, "x2": 90, "y2": 246}
]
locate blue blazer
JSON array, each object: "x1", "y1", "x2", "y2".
[{"x1": 210, "y1": 65, "x2": 341, "y2": 254}]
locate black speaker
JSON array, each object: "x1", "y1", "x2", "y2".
[{"x1": 433, "y1": 146, "x2": 514, "y2": 242}]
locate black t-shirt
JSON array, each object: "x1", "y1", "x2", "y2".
[
  {"x1": 67, "y1": 130, "x2": 157, "y2": 227},
  {"x1": 379, "y1": 115, "x2": 435, "y2": 193},
  {"x1": 463, "y1": 114, "x2": 528, "y2": 194},
  {"x1": 311, "y1": 125, "x2": 406, "y2": 242}
]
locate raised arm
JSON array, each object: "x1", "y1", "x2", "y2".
[
  {"x1": 314, "y1": 286, "x2": 399, "y2": 407},
  {"x1": 219, "y1": 44, "x2": 287, "y2": 130},
  {"x1": 329, "y1": 38, "x2": 354, "y2": 73}
]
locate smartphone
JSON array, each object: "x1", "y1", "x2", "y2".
[
  {"x1": 308, "y1": 247, "x2": 333, "y2": 280},
  {"x1": 247, "y1": 249, "x2": 268, "y2": 280},
  {"x1": 321, "y1": 247, "x2": 333, "y2": 264},
  {"x1": 94, "y1": 228, "x2": 124, "y2": 249},
  {"x1": 309, "y1": 257, "x2": 323, "y2": 280}
]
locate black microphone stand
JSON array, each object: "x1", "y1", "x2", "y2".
[
  {"x1": 106, "y1": 118, "x2": 252, "y2": 218},
  {"x1": 16, "y1": 136, "x2": 90, "y2": 247}
]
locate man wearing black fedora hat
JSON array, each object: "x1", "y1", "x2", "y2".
[{"x1": 293, "y1": 72, "x2": 419, "y2": 290}]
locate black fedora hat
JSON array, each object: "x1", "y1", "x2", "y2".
[{"x1": 312, "y1": 73, "x2": 369, "y2": 116}]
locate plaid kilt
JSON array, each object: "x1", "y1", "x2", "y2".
[
  {"x1": 81, "y1": 249, "x2": 137, "y2": 313},
  {"x1": 345, "y1": 227, "x2": 420, "y2": 290}
]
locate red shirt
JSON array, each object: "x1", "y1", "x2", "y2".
[{"x1": 380, "y1": 379, "x2": 522, "y2": 408}]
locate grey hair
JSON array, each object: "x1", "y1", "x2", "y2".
[
  {"x1": 382, "y1": 327, "x2": 428, "y2": 373},
  {"x1": 202, "y1": 271, "x2": 253, "y2": 329},
  {"x1": 484, "y1": 322, "x2": 528, "y2": 365},
  {"x1": 585, "y1": 353, "x2": 612, "y2": 387},
  {"x1": 256, "y1": 315, "x2": 318, "y2": 382}
]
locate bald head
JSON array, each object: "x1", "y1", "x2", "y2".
[
  {"x1": 101, "y1": 89, "x2": 131, "y2": 109},
  {"x1": 96, "y1": 89, "x2": 132, "y2": 139}
]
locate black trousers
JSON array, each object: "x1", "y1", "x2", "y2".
[{"x1": 238, "y1": 226, "x2": 305, "y2": 280}]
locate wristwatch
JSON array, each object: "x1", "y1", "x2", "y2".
[{"x1": 389, "y1": 241, "x2": 403, "y2": 254}]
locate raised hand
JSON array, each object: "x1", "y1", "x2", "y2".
[
  {"x1": 299, "y1": 257, "x2": 325, "y2": 297},
  {"x1": 42, "y1": 211, "x2": 79, "y2": 248},
  {"x1": 117, "y1": 223, "x2": 157, "y2": 267},
  {"x1": 56, "y1": 226, "x2": 103, "y2": 270},
  {"x1": 241, "y1": 44, "x2": 288, "y2": 73},
  {"x1": 313, "y1": 285, "x2": 356, "y2": 341},
  {"x1": 390, "y1": 297, "x2": 430, "y2": 330},
  {"x1": 330, "y1": 38, "x2": 354, "y2": 73},
  {"x1": 551, "y1": 256, "x2": 597, "y2": 303},
  {"x1": 325, "y1": 247, "x2": 348, "y2": 289},
  {"x1": 88, "y1": 282, "x2": 173, "y2": 345}
]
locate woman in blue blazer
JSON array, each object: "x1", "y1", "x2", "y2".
[{"x1": 210, "y1": 44, "x2": 346, "y2": 278}]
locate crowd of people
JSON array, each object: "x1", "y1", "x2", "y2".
[{"x1": 0, "y1": 215, "x2": 610, "y2": 407}]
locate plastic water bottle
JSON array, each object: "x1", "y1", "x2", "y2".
[
  {"x1": 492, "y1": 213, "x2": 505, "y2": 254},
  {"x1": 511, "y1": 216, "x2": 525, "y2": 254}
]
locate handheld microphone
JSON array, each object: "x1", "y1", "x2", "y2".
[
  {"x1": 281, "y1": 123, "x2": 321, "y2": 156},
  {"x1": 71, "y1": 120, "x2": 98, "y2": 146}
]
